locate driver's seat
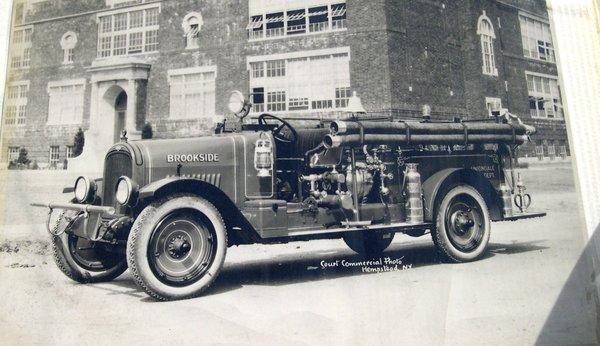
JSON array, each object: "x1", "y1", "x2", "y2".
[{"x1": 277, "y1": 128, "x2": 330, "y2": 159}]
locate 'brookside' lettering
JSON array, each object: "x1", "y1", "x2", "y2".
[{"x1": 167, "y1": 153, "x2": 220, "y2": 163}]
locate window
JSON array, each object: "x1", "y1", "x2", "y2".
[
  {"x1": 182, "y1": 12, "x2": 203, "y2": 49},
  {"x1": 4, "y1": 82, "x2": 29, "y2": 126},
  {"x1": 168, "y1": 67, "x2": 216, "y2": 119},
  {"x1": 519, "y1": 14, "x2": 555, "y2": 63},
  {"x1": 252, "y1": 87, "x2": 265, "y2": 113},
  {"x1": 247, "y1": 1, "x2": 347, "y2": 40},
  {"x1": 97, "y1": 5, "x2": 160, "y2": 58},
  {"x1": 250, "y1": 62, "x2": 264, "y2": 78},
  {"x1": 8, "y1": 147, "x2": 20, "y2": 162},
  {"x1": 266, "y1": 60, "x2": 285, "y2": 77},
  {"x1": 477, "y1": 12, "x2": 497, "y2": 76},
  {"x1": 66, "y1": 146, "x2": 74, "y2": 159},
  {"x1": 485, "y1": 97, "x2": 502, "y2": 116},
  {"x1": 526, "y1": 73, "x2": 563, "y2": 119},
  {"x1": 9, "y1": 26, "x2": 33, "y2": 69},
  {"x1": 60, "y1": 32, "x2": 78, "y2": 64},
  {"x1": 248, "y1": 48, "x2": 351, "y2": 114},
  {"x1": 265, "y1": 12, "x2": 285, "y2": 38},
  {"x1": 267, "y1": 91, "x2": 286, "y2": 112},
  {"x1": 49, "y1": 146, "x2": 60, "y2": 166},
  {"x1": 335, "y1": 87, "x2": 351, "y2": 108},
  {"x1": 47, "y1": 80, "x2": 86, "y2": 124}
]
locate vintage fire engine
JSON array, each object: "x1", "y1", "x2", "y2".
[{"x1": 32, "y1": 91, "x2": 545, "y2": 300}]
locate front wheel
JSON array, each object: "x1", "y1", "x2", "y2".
[
  {"x1": 431, "y1": 185, "x2": 491, "y2": 262},
  {"x1": 127, "y1": 194, "x2": 227, "y2": 301},
  {"x1": 52, "y1": 212, "x2": 127, "y2": 283}
]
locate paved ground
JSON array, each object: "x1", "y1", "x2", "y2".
[{"x1": 0, "y1": 162, "x2": 597, "y2": 345}]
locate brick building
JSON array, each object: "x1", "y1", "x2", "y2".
[{"x1": 1, "y1": 0, "x2": 568, "y2": 168}]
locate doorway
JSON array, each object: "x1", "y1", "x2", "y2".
[{"x1": 114, "y1": 91, "x2": 127, "y2": 143}]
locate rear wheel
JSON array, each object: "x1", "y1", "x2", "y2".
[
  {"x1": 431, "y1": 185, "x2": 491, "y2": 262},
  {"x1": 52, "y1": 212, "x2": 127, "y2": 283},
  {"x1": 127, "y1": 194, "x2": 227, "y2": 301},
  {"x1": 343, "y1": 231, "x2": 394, "y2": 256}
]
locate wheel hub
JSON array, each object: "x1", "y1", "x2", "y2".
[
  {"x1": 167, "y1": 235, "x2": 191, "y2": 259},
  {"x1": 451, "y1": 210, "x2": 475, "y2": 235}
]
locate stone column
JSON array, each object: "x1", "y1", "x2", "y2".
[{"x1": 126, "y1": 79, "x2": 141, "y2": 140}]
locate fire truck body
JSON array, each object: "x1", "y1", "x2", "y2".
[{"x1": 32, "y1": 93, "x2": 545, "y2": 300}]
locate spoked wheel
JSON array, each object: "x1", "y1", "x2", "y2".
[
  {"x1": 127, "y1": 194, "x2": 227, "y2": 301},
  {"x1": 343, "y1": 231, "x2": 395, "y2": 256},
  {"x1": 432, "y1": 185, "x2": 490, "y2": 262},
  {"x1": 52, "y1": 211, "x2": 127, "y2": 283}
]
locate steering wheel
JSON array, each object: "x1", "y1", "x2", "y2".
[{"x1": 257, "y1": 113, "x2": 298, "y2": 144}]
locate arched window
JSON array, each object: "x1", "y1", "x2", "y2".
[
  {"x1": 182, "y1": 12, "x2": 203, "y2": 49},
  {"x1": 477, "y1": 12, "x2": 497, "y2": 76},
  {"x1": 60, "y1": 32, "x2": 77, "y2": 64}
]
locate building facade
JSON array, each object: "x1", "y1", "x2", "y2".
[{"x1": 1, "y1": 0, "x2": 568, "y2": 167}]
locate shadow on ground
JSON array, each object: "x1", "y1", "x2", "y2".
[
  {"x1": 80, "y1": 238, "x2": 549, "y2": 301},
  {"x1": 537, "y1": 226, "x2": 600, "y2": 344}
]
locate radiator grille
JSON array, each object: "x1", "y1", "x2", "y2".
[{"x1": 103, "y1": 151, "x2": 132, "y2": 207}]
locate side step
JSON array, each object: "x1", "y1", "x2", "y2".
[{"x1": 284, "y1": 221, "x2": 433, "y2": 238}]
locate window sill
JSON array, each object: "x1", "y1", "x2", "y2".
[
  {"x1": 530, "y1": 117, "x2": 564, "y2": 121},
  {"x1": 249, "y1": 28, "x2": 348, "y2": 42},
  {"x1": 523, "y1": 56, "x2": 556, "y2": 65}
]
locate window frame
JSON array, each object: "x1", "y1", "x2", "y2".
[
  {"x1": 167, "y1": 66, "x2": 217, "y2": 120},
  {"x1": 49, "y1": 146, "x2": 60, "y2": 166},
  {"x1": 182, "y1": 12, "x2": 203, "y2": 49},
  {"x1": 477, "y1": 12, "x2": 498, "y2": 77},
  {"x1": 519, "y1": 13, "x2": 555, "y2": 63},
  {"x1": 247, "y1": 1, "x2": 347, "y2": 41},
  {"x1": 247, "y1": 47, "x2": 352, "y2": 116},
  {"x1": 485, "y1": 97, "x2": 502, "y2": 116},
  {"x1": 96, "y1": 3, "x2": 161, "y2": 59},
  {"x1": 4, "y1": 81, "x2": 29, "y2": 126},
  {"x1": 9, "y1": 26, "x2": 33, "y2": 70},
  {"x1": 525, "y1": 71, "x2": 563, "y2": 120},
  {"x1": 47, "y1": 79, "x2": 87, "y2": 125}
]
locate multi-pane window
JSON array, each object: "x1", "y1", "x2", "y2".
[
  {"x1": 519, "y1": 15, "x2": 555, "y2": 63},
  {"x1": 66, "y1": 146, "x2": 74, "y2": 159},
  {"x1": 478, "y1": 15, "x2": 497, "y2": 76},
  {"x1": 9, "y1": 26, "x2": 33, "y2": 69},
  {"x1": 267, "y1": 91, "x2": 286, "y2": 112},
  {"x1": 182, "y1": 12, "x2": 203, "y2": 49},
  {"x1": 47, "y1": 80, "x2": 86, "y2": 124},
  {"x1": 250, "y1": 62, "x2": 264, "y2": 78},
  {"x1": 49, "y1": 146, "x2": 60, "y2": 166},
  {"x1": 97, "y1": 6, "x2": 160, "y2": 58},
  {"x1": 168, "y1": 67, "x2": 216, "y2": 119},
  {"x1": 247, "y1": 1, "x2": 346, "y2": 40},
  {"x1": 335, "y1": 87, "x2": 351, "y2": 108},
  {"x1": 249, "y1": 49, "x2": 351, "y2": 114},
  {"x1": 266, "y1": 60, "x2": 285, "y2": 77},
  {"x1": 8, "y1": 147, "x2": 20, "y2": 163},
  {"x1": 4, "y1": 82, "x2": 29, "y2": 126},
  {"x1": 60, "y1": 32, "x2": 77, "y2": 64},
  {"x1": 526, "y1": 73, "x2": 563, "y2": 119}
]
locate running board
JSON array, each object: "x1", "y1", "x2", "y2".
[{"x1": 280, "y1": 222, "x2": 433, "y2": 238}]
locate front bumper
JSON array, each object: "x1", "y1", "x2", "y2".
[{"x1": 31, "y1": 202, "x2": 131, "y2": 243}]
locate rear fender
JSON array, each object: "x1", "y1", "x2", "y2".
[{"x1": 422, "y1": 168, "x2": 503, "y2": 222}]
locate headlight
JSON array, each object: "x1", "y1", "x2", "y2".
[
  {"x1": 115, "y1": 176, "x2": 138, "y2": 206},
  {"x1": 74, "y1": 176, "x2": 96, "y2": 203}
]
